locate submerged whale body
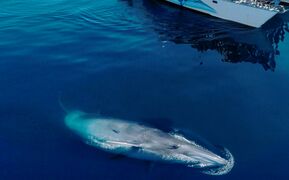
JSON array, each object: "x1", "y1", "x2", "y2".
[{"x1": 65, "y1": 111, "x2": 234, "y2": 175}]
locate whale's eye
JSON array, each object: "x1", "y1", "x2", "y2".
[{"x1": 112, "y1": 129, "x2": 120, "y2": 134}]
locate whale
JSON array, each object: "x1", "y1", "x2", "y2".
[{"x1": 64, "y1": 111, "x2": 234, "y2": 175}]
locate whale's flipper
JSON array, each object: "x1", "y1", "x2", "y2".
[
  {"x1": 109, "y1": 154, "x2": 127, "y2": 160},
  {"x1": 144, "y1": 160, "x2": 156, "y2": 174}
]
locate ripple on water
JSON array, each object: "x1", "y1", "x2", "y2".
[
  {"x1": 0, "y1": 0, "x2": 155, "y2": 65},
  {"x1": 0, "y1": 0, "x2": 288, "y2": 70}
]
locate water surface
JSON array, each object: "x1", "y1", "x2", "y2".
[{"x1": 1, "y1": 0, "x2": 289, "y2": 179}]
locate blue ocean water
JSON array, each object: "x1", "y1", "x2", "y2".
[{"x1": 1, "y1": 0, "x2": 289, "y2": 179}]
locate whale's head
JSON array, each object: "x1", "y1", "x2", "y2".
[
  {"x1": 169, "y1": 133, "x2": 234, "y2": 175},
  {"x1": 199, "y1": 148, "x2": 235, "y2": 176},
  {"x1": 185, "y1": 146, "x2": 234, "y2": 176}
]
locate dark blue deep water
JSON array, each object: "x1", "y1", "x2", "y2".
[{"x1": 1, "y1": 0, "x2": 289, "y2": 179}]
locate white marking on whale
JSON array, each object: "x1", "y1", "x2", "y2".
[{"x1": 65, "y1": 111, "x2": 234, "y2": 175}]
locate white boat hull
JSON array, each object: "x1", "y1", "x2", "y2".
[{"x1": 164, "y1": 0, "x2": 278, "y2": 27}]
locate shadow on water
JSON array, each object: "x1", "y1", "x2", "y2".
[{"x1": 120, "y1": 0, "x2": 289, "y2": 71}]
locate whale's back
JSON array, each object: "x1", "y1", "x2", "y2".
[{"x1": 65, "y1": 112, "x2": 234, "y2": 175}]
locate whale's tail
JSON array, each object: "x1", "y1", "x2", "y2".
[
  {"x1": 201, "y1": 147, "x2": 234, "y2": 176},
  {"x1": 58, "y1": 92, "x2": 77, "y2": 113},
  {"x1": 59, "y1": 95, "x2": 69, "y2": 113}
]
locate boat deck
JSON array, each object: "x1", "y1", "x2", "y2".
[{"x1": 233, "y1": 0, "x2": 288, "y2": 13}]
